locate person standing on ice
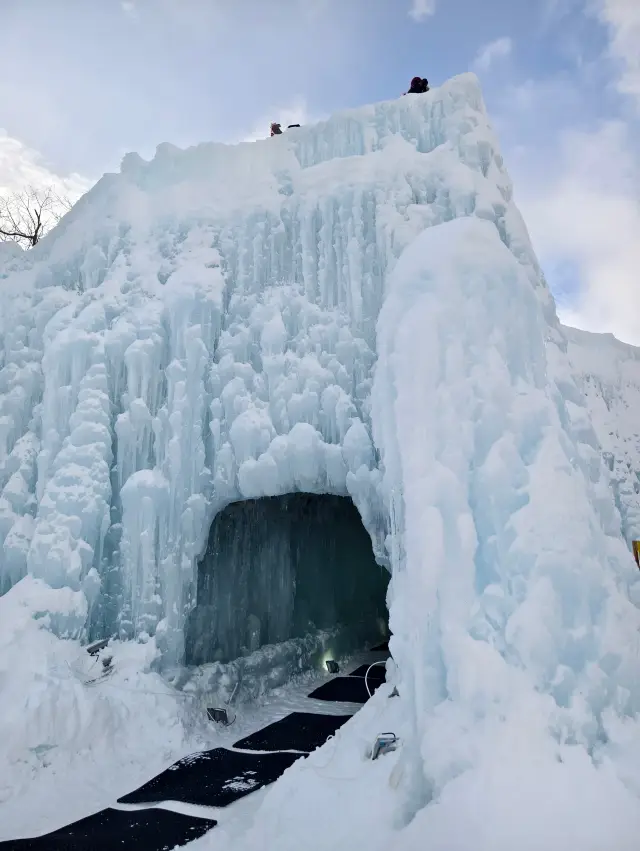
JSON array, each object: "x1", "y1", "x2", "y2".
[
  {"x1": 404, "y1": 76, "x2": 429, "y2": 94},
  {"x1": 270, "y1": 122, "x2": 282, "y2": 136}
]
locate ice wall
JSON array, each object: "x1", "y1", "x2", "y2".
[
  {"x1": 373, "y1": 216, "x2": 640, "y2": 813},
  {"x1": 563, "y1": 326, "x2": 640, "y2": 546},
  {"x1": 1, "y1": 71, "x2": 639, "y2": 712},
  {"x1": 2, "y1": 73, "x2": 515, "y2": 662}
]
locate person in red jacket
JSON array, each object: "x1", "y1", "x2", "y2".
[{"x1": 270, "y1": 122, "x2": 282, "y2": 136}]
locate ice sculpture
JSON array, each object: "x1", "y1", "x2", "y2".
[{"x1": 1, "y1": 72, "x2": 640, "y2": 799}]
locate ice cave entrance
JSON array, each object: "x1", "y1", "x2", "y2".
[{"x1": 185, "y1": 494, "x2": 389, "y2": 666}]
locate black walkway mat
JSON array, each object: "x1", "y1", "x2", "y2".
[
  {"x1": 233, "y1": 711, "x2": 352, "y2": 753},
  {"x1": 308, "y1": 676, "x2": 383, "y2": 703},
  {"x1": 118, "y1": 747, "x2": 301, "y2": 808},
  {"x1": 349, "y1": 663, "x2": 387, "y2": 681},
  {"x1": 371, "y1": 640, "x2": 389, "y2": 652},
  {"x1": 0, "y1": 807, "x2": 215, "y2": 850}
]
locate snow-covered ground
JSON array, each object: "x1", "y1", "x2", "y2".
[
  {"x1": 0, "y1": 587, "x2": 384, "y2": 841},
  {"x1": 2, "y1": 73, "x2": 640, "y2": 849}
]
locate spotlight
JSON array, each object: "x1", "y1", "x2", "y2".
[
  {"x1": 86, "y1": 638, "x2": 110, "y2": 657},
  {"x1": 371, "y1": 732, "x2": 398, "y2": 761},
  {"x1": 325, "y1": 659, "x2": 340, "y2": 674},
  {"x1": 207, "y1": 707, "x2": 230, "y2": 726}
]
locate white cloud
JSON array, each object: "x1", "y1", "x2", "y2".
[
  {"x1": 595, "y1": 0, "x2": 640, "y2": 103},
  {"x1": 489, "y1": 2, "x2": 640, "y2": 346},
  {"x1": 408, "y1": 0, "x2": 436, "y2": 22},
  {"x1": 120, "y1": 1, "x2": 139, "y2": 20},
  {"x1": 0, "y1": 130, "x2": 91, "y2": 201},
  {"x1": 473, "y1": 37, "x2": 513, "y2": 72},
  {"x1": 516, "y1": 121, "x2": 640, "y2": 345}
]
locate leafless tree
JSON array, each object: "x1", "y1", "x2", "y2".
[{"x1": 0, "y1": 186, "x2": 72, "y2": 248}]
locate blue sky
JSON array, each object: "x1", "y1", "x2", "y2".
[{"x1": 0, "y1": 0, "x2": 639, "y2": 342}]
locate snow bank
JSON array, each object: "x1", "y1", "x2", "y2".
[
  {"x1": 401, "y1": 731, "x2": 640, "y2": 851},
  {"x1": 0, "y1": 576, "x2": 195, "y2": 839},
  {"x1": 191, "y1": 685, "x2": 640, "y2": 851},
  {"x1": 1, "y1": 71, "x2": 640, "y2": 845}
]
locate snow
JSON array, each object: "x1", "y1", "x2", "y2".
[
  {"x1": 186, "y1": 691, "x2": 640, "y2": 851},
  {"x1": 0, "y1": 575, "x2": 187, "y2": 838},
  {"x1": 0, "y1": 582, "x2": 381, "y2": 841},
  {"x1": 1, "y1": 72, "x2": 640, "y2": 848}
]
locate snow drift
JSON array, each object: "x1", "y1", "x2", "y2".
[{"x1": 2, "y1": 72, "x2": 640, "y2": 846}]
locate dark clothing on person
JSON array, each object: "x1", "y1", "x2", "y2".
[
  {"x1": 270, "y1": 123, "x2": 282, "y2": 136},
  {"x1": 405, "y1": 76, "x2": 429, "y2": 94}
]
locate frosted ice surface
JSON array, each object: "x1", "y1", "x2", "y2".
[
  {"x1": 372, "y1": 217, "x2": 640, "y2": 803},
  {"x1": 564, "y1": 327, "x2": 640, "y2": 547},
  {"x1": 1, "y1": 73, "x2": 640, "y2": 801}
]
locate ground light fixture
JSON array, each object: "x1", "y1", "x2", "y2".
[
  {"x1": 86, "y1": 637, "x2": 111, "y2": 656},
  {"x1": 207, "y1": 707, "x2": 231, "y2": 726},
  {"x1": 371, "y1": 732, "x2": 398, "y2": 761},
  {"x1": 207, "y1": 683, "x2": 239, "y2": 727},
  {"x1": 325, "y1": 659, "x2": 340, "y2": 674}
]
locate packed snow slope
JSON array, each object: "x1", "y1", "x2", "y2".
[{"x1": 2, "y1": 73, "x2": 640, "y2": 847}]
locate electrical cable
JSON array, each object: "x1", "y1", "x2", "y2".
[{"x1": 364, "y1": 660, "x2": 387, "y2": 698}]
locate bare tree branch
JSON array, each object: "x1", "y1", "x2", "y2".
[{"x1": 0, "y1": 186, "x2": 73, "y2": 248}]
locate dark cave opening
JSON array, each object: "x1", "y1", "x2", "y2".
[{"x1": 185, "y1": 493, "x2": 389, "y2": 666}]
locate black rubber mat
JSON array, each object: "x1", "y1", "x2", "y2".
[
  {"x1": 349, "y1": 663, "x2": 387, "y2": 681},
  {"x1": 308, "y1": 676, "x2": 383, "y2": 703},
  {"x1": 118, "y1": 747, "x2": 301, "y2": 808},
  {"x1": 371, "y1": 640, "x2": 389, "y2": 652},
  {"x1": 233, "y1": 711, "x2": 352, "y2": 753},
  {"x1": 0, "y1": 807, "x2": 215, "y2": 850}
]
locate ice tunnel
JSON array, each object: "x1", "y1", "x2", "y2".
[{"x1": 185, "y1": 494, "x2": 389, "y2": 666}]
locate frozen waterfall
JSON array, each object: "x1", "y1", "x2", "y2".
[
  {"x1": 4, "y1": 73, "x2": 515, "y2": 663},
  {"x1": 2, "y1": 72, "x2": 640, "y2": 833}
]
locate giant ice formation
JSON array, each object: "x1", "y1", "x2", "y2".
[{"x1": 2, "y1": 73, "x2": 640, "y2": 832}]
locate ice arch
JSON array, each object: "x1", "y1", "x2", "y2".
[{"x1": 185, "y1": 493, "x2": 389, "y2": 666}]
